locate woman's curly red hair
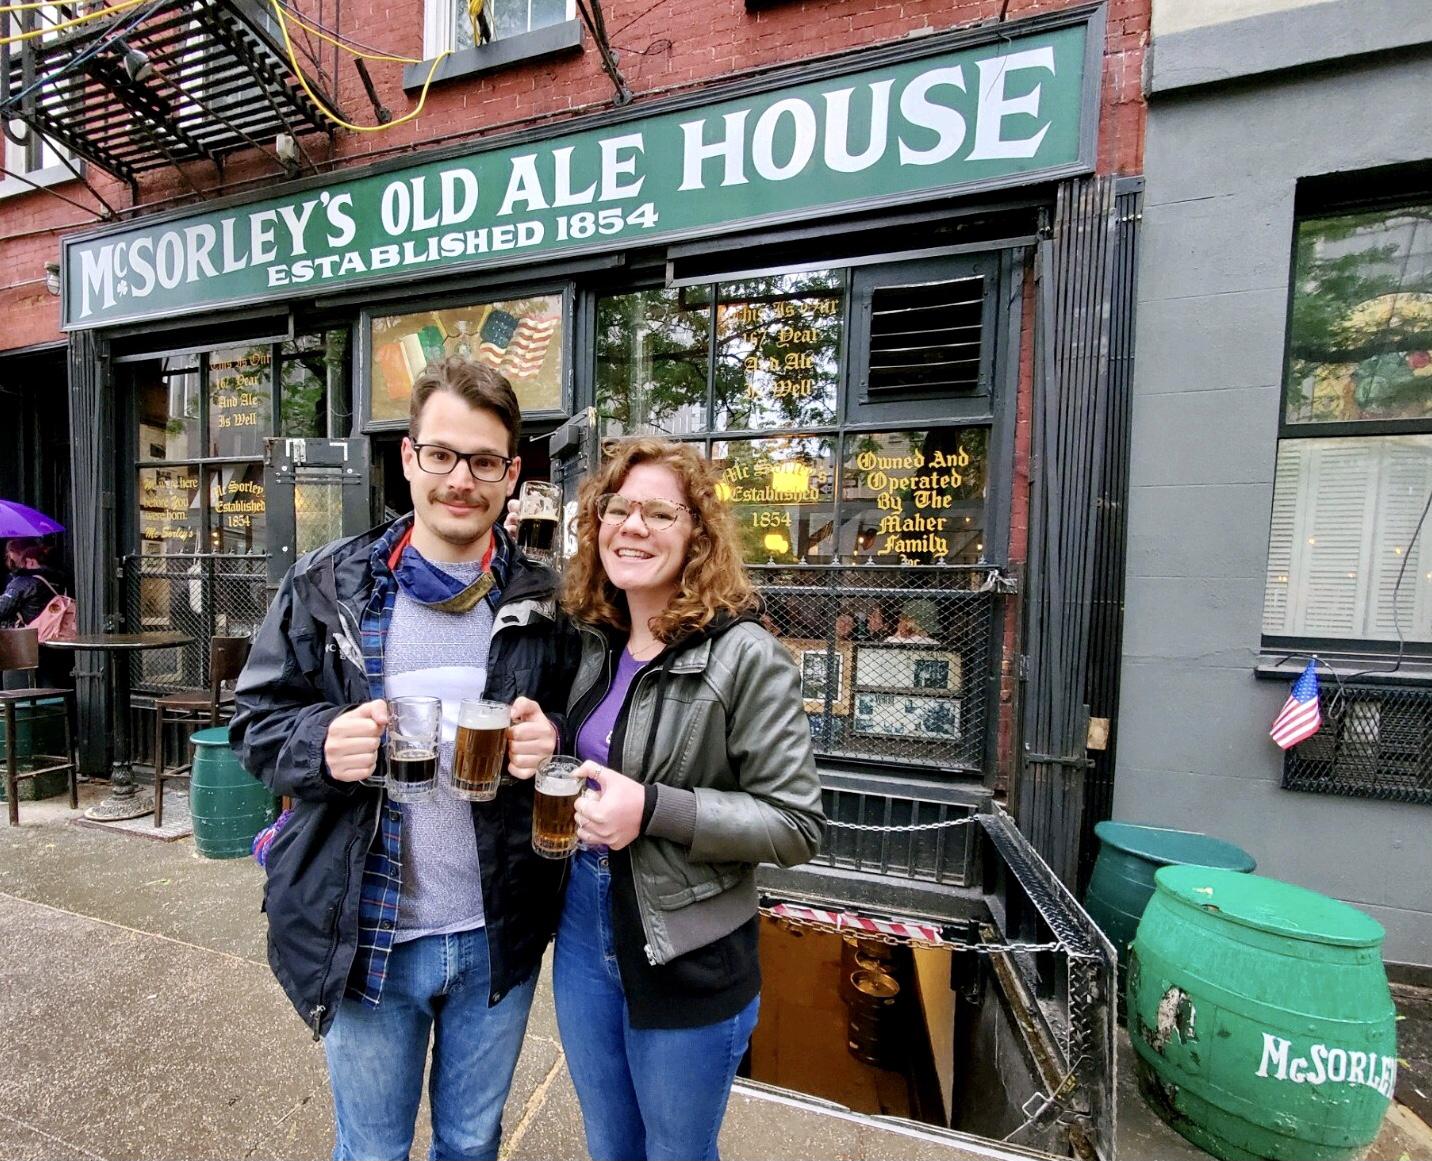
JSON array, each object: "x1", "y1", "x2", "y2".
[{"x1": 562, "y1": 438, "x2": 758, "y2": 641}]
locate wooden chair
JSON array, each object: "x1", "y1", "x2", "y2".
[
  {"x1": 153, "y1": 635, "x2": 251, "y2": 827},
  {"x1": 0, "y1": 628, "x2": 78, "y2": 825}
]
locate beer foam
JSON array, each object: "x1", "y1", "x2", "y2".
[
  {"x1": 458, "y1": 700, "x2": 510, "y2": 729},
  {"x1": 538, "y1": 773, "x2": 583, "y2": 796}
]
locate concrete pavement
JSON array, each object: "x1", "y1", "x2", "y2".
[{"x1": 1, "y1": 785, "x2": 1428, "y2": 1161}]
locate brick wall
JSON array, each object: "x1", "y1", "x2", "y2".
[{"x1": 0, "y1": 0, "x2": 1147, "y2": 350}]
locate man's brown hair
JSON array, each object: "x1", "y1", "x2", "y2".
[{"x1": 409, "y1": 357, "x2": 522, "y2": 455}]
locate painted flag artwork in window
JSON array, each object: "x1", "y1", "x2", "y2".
[{"x1": 370, "y1": 293, "x2": 564, "y2": 423}]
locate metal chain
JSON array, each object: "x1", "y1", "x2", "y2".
[
  {"x1": 760, "y1": 907, "x2": 1065, "y2": 956},
  {"x1": 823, "y1": 815, "x2": 977, "y2": 833}
]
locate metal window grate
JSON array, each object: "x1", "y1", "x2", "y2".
[
  {"x1": 1283, "y1": 680, "x2": 1432, "y2": 805},
  {"x1": 867, "y1": 276, "x2": 985, "y2": 396},
  {"x1": 751, "y1": 563, "x2": 1007, "y2": 774},
  {"x1": 123, "y1": 553, "x2": 269, "y2": 693}
]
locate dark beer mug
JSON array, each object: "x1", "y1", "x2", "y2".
[
  {"x1": 449, "y1": 698, "x2": 511, "y2": 802},
  {"x1": 531, "y1": 756, "x2": 582, "y2": 859},
  {"x1": 386, "y1": 696, "x2": 441, "y2": 805},
  {"x1": 516, "y1": 481, "x2": 561, "y2": 566}
]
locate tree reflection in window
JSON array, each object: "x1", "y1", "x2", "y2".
[
  {"x1": 596, "y1": 287, "x2": 710, "y2": 438},
  {"x1": 1287, "y1": 204, "x2": 1432, "y2": 424},
  {"x1": 714, "y1": 271, "x2": 843, "y2": 431}
]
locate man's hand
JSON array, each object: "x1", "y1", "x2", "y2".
[
  {"x1": 573, "y1": 762, "x2": 645, "y2": 850},
  {"x1": 508, "y1": 696, "x2": 557, "y2": 779},
  {"x1": 324, "y1": 699, "x2": 389, "y2": 782}
]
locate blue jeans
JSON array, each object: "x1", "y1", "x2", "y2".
[
  {"x1": 554, "y1": 849, "x2": 759, "y2": 1161},
  {"x1": 322, "y1": 926, "x2": 537, "y2": 1161}
]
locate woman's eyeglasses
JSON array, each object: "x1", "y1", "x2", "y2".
[
  {"x1": 412, "y1": 443, "x2": 514, "y2": 482},
  {"x1": 596, "y1": 493, "x2": 693, "y2": 531}
]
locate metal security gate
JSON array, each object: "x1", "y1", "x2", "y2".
[{"x1": 264, "y1": 437, "x2": 372, "y2": 586}]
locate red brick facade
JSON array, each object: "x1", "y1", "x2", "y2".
[{"x1": 0, "y1": 0, "x2": 1146, "y2": 351}]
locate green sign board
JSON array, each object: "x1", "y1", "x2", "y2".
[{"x1": 63, "y1": 14, "x2": 1097, "y2": 330}]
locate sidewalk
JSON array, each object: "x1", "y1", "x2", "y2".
[{"x1": 0, "y1": 785, "x2": 1428, "y2": 1161}]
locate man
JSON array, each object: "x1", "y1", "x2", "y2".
[{"x1": 230, "y1": 358, "x2": 575, "y2": 1161}]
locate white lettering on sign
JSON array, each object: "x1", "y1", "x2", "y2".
[{"x1": 1256, "y1": 1033, "x2": 1397, "y2": 1100}]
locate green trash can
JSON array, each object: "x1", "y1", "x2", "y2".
[
  {"x1": 1128, "y1": 866, "x2": 1397, "y2": 1161},
  {"x1": 189, "y1": 727, "x2": 277, "y2": 860},
  {"x1": 1085, "y1": 821, "x2": 1256, "y2": 985}
]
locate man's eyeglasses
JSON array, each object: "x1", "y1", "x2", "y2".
[
  {"x1": 596, "y1": 493, "x2": 693, "y2": 531},
  {"x1": 411, "y1": 443, "x2": 514, "y2": 482}
]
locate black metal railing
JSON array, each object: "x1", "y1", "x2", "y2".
[
  {"x1": 122, "y1": 553, "x2": 268, "y2": 694},
  {"x1": 751, "y1": 563, "x2": 1011, "y2": 776},
  {"x1": 1284, "y1": 680, "x2": 1432, "y2": 805}
]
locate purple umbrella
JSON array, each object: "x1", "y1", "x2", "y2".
[{"x1": 0, "y1": 500, "x2": 65, "y2": 538}]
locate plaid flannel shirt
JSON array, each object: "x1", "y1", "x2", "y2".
[{"x1": 346, "y1": 516, "x2": 507, "y2": 1007}]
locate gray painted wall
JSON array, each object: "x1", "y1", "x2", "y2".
[{"x1": 1117, "y1": 12, "x2": 1432, "y2": 964}]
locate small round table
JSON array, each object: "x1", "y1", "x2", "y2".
[{"x1": 43, "y1": 632, "x2": 195, "y2": 821}]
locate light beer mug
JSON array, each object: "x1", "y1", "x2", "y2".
[
  {"x1": 516, "y1": 481, "x2": 561, "y2": 566},
  {"x1": 449, "y1": 698, "x2": 511, "y2": 802},
  {"x1": 531, "y1": 756, "x2": 583, "y2": 859},
  {"x1": 386, "y1": 696, "x2": 441, "y2": 804}
]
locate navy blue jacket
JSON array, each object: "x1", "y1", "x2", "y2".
[{"x1": 229, "y1": 522, "x2": 577, "y2": 1036}]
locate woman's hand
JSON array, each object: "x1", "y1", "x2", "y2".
[
  {"x1": 508, "y1": 696, "x2": 557, "y2": 779},
  {"x1": 504, "y1": 498, "x2": 521, "y2": 538},
  {"x1": 574, "y1": 762, "x2": 645, "y2": 850}
]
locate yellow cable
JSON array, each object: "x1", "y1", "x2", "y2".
[
  {"x1": 0, "y1": 0, "x2": 148, "y2": 44},
  {"x1": 268, "y1": 0, "x2": 447, "y2": 133},
  {"x1": 276, "y1": 4, "x2": 424, "y2": 65}
]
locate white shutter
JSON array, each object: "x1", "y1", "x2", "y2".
[
  {"x1": 1367, "y1": 437, "x2": 1432, "y2": 640},
  {"x1": 1296, "y1": 441, "x2": 1376, "y2": 636},
  {"x1": 1262, "y1": 444, "x2": 1299, "y2": 633}
]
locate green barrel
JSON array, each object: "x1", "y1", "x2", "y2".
[
  {"x1": 189, "y1": 727, "x2": 277, "y2": 859},
  {"x1": 1128, "y1": 866, "x2": 1397, "y2": 1161},
  {"x1": 1085, "y1": 821, "x2": 1256, "y2": 975}
]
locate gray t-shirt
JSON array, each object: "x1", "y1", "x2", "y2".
[{"x1": 383, "y1": 558, "x2": 493, "y2": 942}]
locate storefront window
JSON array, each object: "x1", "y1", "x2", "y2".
[
  {"x1": 1263, "y1": 434, "x2": 1432, "y2": 642},
  {"x1": 279, "y1": 330, "x2": 344, "y2": 438},
  {"x1": 207, "y1": 344, "x2": 274, "y2": 457},
  {"x1": 839, "y1": 428, "x2": 988, "y2": 564},
  {"x1": 208, "y1": 462, "x2": 267, "y2": 555},
  {"x1": 1285, "y1": 203, "x2": 1432, "y2": 425},
  {"x1": 596, "y1": 286, "x2": 709, "y2": 438},
  {"x1": 137, "y1": 466, "x2": 202, "y2": 554},
  {"x1": 135, "y1": 357, "x2": 200, "y2": 461},
  {"x1": 710, "y1": 436, "x2": 837, "y2": 564},
  {"x1": 714, "y1": 271, "x2": 842, "y2": 431},
  {"x1": 370, "y1": 294, "x2": 564, "y2": 424}
]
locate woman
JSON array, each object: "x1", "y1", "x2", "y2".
[
  {"x1": 0, "y1": 538, "x2": 67, "y2": 628},
  {"x1": 549, "y1": 438, "x2": 824, "y2": 1161}
]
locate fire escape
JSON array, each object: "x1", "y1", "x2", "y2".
[{"x1": 1, "y1": 0, "x2": 340, "y2": 208}]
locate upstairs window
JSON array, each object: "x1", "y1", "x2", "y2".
[
  {"x1": 1263, "y1": 198, "x2": 1432, "y2": 648},
  {"x1": 425, "y1": 0, "x2": 574, "y2": 57}
]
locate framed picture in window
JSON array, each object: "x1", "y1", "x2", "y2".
[
  {"x1": 852, "y1": 692, "x2": 961, "y2": 741},
  {"x1": 853, "y1": 645, "x2": 962, "y2": 695},
  {"x1": 779, "y1": 638, "x2": 852, "y2": 715}
]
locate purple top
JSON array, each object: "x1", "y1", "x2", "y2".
[{"x1": 576, "y1": 647, "x2": 645, "y2": 769}]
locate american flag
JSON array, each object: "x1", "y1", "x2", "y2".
[
  {"x1": 473, "y1": 310, "x2": 559, "y2": 381},
  {"x1": 1270, "y1": 659, "x2": 1322, "y2": 750}
]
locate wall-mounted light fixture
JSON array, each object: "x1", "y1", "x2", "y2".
[
  {"x1": 43, "y1": 261, "x2": 61, "y2": 297},
  {"x1": 121, "y1": 45, "x2": 153, "y2": 82}
]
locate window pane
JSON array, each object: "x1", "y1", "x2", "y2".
[
  {"x1": 135, "y1": 357, "x2": 200, "y2": 461},
  {"x1": 714, "y1": 271, "x2": 842, "y2": 431},
  {"x1": 372, "y1": 295, "x2": 563, "y2": 424},
  {"x1": 208, "y1": 463, "x2": 267, "y2": 555},
  {"x1": 1287, "y1": 205, "x2": 1432, "y2": 424},
  {"x1": 280, "y1": 331, "x2": 345, "y2": 438},
  {"x1": 839, "y1": 428, "x2": 988, "y2": 564},
  {"x1": 208, "y1": 345, "x2": 274, "y2": 457},
  {"x1": 138, "y1": 466, "x2": 202, "y2": 553},
  {"x1": 596, "y1": 287, "x2": 709, "y2": 439},
  {"x1": 491, "y1": 0, "x2": 567, "y2": 38},
  {"x1": 710, "y1": 436, "x2": 836, "y2": 564},
  {"x1": 1263, "y1": 434, "x2": 1432, "y2": 641}
]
